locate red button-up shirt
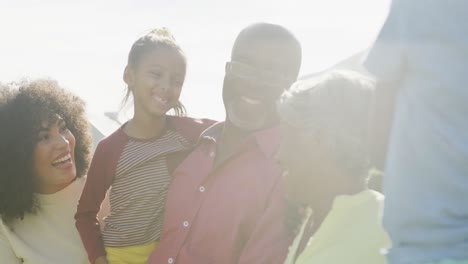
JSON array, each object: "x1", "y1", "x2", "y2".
[{"x1": 147, "y1": 123, "x2": 292, "y2": 264}]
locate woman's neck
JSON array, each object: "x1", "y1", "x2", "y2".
[
  {"x1": 36, "y1": 178, "x2": 75, "y2": 194},
  {"x1": 126, "y1": 112, "x2": 167, "y2": 139},
  {"x1": 308, "y1": 171, "x2": 365, "y2": 223}
]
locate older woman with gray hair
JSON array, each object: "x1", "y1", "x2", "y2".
[{"x1": 278, "y1": 70, "x2": 390, "y2": 264}]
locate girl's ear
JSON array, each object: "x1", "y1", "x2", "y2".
[{"x1": 123, "y1": 65, "x2": 134, "y2": 86}]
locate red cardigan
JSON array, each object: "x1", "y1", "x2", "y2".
[{"x1": 75, "y1": 116, "x2": 215, "y2": 263}]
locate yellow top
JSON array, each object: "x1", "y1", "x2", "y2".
[
  {"x1": 284, "y1": 190, "x2": 390, "y2": 264},
  {"x1": 105, "y1": 241, "x2": 159, "y2": 264}
]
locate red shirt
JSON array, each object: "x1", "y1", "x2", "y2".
[{"x1": 147, "y1": 123, "x2": 292, "y2": 264}]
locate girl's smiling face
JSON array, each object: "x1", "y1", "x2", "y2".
[{"x1": 124, "y1": 46, "x2": 186, "y2": 117}]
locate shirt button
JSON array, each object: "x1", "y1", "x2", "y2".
[
  {"x1": 199, "y1": 186, "x2": 205, "y2": 193},
  {"x1": 183, "y1": 221, "x2": 189, "y2": 227},
  {"x1": 209, "y1": 151, "x2": 215, "y2": 158},
  {"x1": 168, "y1": 257, "x2": 174, "y2": 264}
]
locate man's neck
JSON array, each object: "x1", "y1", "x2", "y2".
[{"x1": 214, "y1": 121, "x2": 250, "y2": 168}]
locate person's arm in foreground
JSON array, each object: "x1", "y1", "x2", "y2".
[
  {"x1": 368, "y1": 80, "x2": 400, "y2": 171},
  {"x1": 365, "y1": 1, "x2": 406, "y2": 171}
]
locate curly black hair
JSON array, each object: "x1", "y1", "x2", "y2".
[{"x1": 0, "y1": 79, "x2": 92, "y2": 222}]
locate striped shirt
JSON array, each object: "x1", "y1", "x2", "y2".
[
  {"x1": 102, "y1": 129, "x2": 189, "y2": 247},
  {"x1": 76, "y1": 116, "x2": 216, "y2": 263}
]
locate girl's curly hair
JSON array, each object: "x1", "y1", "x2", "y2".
[{"x1": 0, "y1": 79, "x2": 92, "y2": 222}]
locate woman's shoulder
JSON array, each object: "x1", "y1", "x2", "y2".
[{"x1": 0, "y1": 217, "x2": 8, "y2": 234}]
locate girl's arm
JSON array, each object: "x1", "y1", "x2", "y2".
[{"x1": 75, "y1": 140, "x2": 114, "y2": 264}]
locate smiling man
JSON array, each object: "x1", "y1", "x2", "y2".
[{"x1": 147, "y1": 23, "x2": 302, "y2": 264}]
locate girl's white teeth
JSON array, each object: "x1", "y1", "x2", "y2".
[
  {"x1": 153, "y1": 95, "x2": 168, "y2": 104},
  {"x1": 241, "y1": 96, "x2": 261, "y2": 105},
  {"x1": 52, "y1": 154, "x2": 71, "y2": 165}
]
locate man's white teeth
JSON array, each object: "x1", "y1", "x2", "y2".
[
  {"x1": 52, "y1": 154, "x2": 71, "y2": 165},
  {"x1": 241, "y1": 96, "x2": 261, "y2": 105}
]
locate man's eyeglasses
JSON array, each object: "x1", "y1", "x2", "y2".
[{"x1": 225, "y1": 61, "x2": 295, "y2": 88}]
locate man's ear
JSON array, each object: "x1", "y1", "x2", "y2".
[{"x1": 123, "y1": 65, "x2": 134, "y2": 87}]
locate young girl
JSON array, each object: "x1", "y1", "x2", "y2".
[{"x1": 75, "y1": 28, "x2": 214, "y2": 264}]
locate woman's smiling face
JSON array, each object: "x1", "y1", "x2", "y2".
[{"x1": 33, "y1": 116, "x2": 76, "y2": 194}]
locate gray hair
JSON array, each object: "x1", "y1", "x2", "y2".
[{"x1": 278, "y1": 70, "x2": 375, "y2": 178}]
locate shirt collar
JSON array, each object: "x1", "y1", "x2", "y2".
[
  {"x1": 200, "y1": 122, "x2": 224, "y2": 141},
  {"x1": 199, "y1": 122, "x2": 280, "y2": 158}
]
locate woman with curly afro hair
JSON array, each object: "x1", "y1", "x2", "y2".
[{"x1": 0, "y1": 79, "x2": 93, "y2": 264}]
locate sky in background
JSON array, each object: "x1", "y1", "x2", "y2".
[{"x1": 0, "y1": 0, "x2": 390, "y2": 121}]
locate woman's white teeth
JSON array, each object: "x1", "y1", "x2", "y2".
[
  {"x1": 241, "y1": 96, "x2": 261, "y2": 105},
  {"x1": 52, "y1": 154, "x2": 71, "y2": 165}
]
